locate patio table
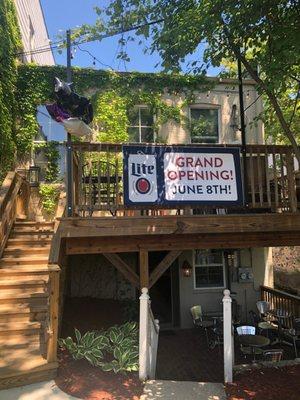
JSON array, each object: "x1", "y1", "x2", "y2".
[{"x1": 239, "y1": 334, "x2": 270, "y2": 362}]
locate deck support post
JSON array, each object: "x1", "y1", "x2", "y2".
[
  {"x1": 139, "y1": 250, "x2": 149, "y2": 289},
  {"x1": 47, "y1": 266, "x2": 61, "y2": 363},
  {"x1": 223, "y1": 289, "x2": 234, "y2": 383}
]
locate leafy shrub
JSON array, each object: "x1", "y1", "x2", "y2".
[
  {"x1": 59, "y1": 322, "x2": 139, "y2": 374},
  {"x1": 39, "y1": 183, "x2": 60, "y2": 214}
]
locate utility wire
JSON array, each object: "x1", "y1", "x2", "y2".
[
  {"x1": 75, "y1": 44, "x2": 114, "y2": 70},
  {"x1": 288, "y1": 83, "x2": 300, "y2": 128},
  {"x1": 243, "y1": 93, "x2": 263, "y2": 112}
]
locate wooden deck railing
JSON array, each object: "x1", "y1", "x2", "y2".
[
  {"x1": 0, "y1": 172, "x2": 30, "y2": 256},
  {"x1": 67, "y1": 142, "x2": 300, "y2": 217},
  {"x1": 261, "y1": 285, "x2": 300, "y2": 328}
]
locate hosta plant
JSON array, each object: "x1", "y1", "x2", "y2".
[{"x1": 59, "y1": 322, "x2": 139, "y2": 374}]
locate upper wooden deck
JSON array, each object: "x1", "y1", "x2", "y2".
[{"x1": 68, "y1": 142, "x2": 300, "y2": 217}]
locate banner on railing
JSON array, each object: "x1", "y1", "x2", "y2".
[{"x1": 123, "y1": 145, "x2": 243, "y2": 206}]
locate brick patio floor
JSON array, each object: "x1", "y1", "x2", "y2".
[
  {"x1": 156, "y1": 328, "x2": 296, "y2": 383},
  {"x1": 156, "y1": 329, "x2": 224, "y2": 382}
]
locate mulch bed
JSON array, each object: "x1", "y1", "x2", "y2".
[
  {"x1": 55, "y1": 298, "x2": 144, "y2": 400},
  {"x1": 55, "y1": 349, "x2": 144, "y2": 400},
  {"x1": 226, "y1": 364, "x2": 300, "y2": 400}
]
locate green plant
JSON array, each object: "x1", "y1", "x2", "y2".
[
  {"x1": 34, "y1": 141, "x2": 60, "y2": 182},
  {"x1": 39, "y1": 183, "x2": 60, "y2": 214},
  {"x1": 102, "y1": 322, "x2": 139, "y2": 373},
  {"x1": 59, "y1": 328, "x2": 110, "y2": 366},
  {"x1": 59, "y1": 322, "x2": 139, "y2": 374},
  {"x1": 0, "y1": 0, "x2": 22, "y2": 179}
]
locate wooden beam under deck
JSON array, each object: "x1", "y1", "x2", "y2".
[
  {"x1": 59, "y1": 213, "x2": 300, "y2": 238},
  {"x1": 66, "y1": 231, "x2": 300, "y2": 254}
]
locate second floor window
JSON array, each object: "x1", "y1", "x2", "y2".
[
  {"x1": 128, "y1": 106, "x2": 154, "y2": 143},
  {"x1": 190, "y1": 107, "x2": 219, "y2": 144}
]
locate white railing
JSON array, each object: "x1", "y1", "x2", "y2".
[
  {"x1": 223, "y1": 289, "x2": 234, "y2": 383},
  {"x1": 139, "y1": 287, "x2": 160, "y2": 381}
]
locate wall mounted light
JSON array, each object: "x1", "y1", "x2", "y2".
[{"x1": 181, "y1": 260, "x2": 192, "y2": 277}]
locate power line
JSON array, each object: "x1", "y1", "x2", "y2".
[{"x1": 75, "y1": 44, "x2": 114, "y2": 70}]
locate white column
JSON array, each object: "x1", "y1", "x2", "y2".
[
  {"x1": 223, "y1": 289, "x2": 233, "y2": 383},
  {"x1": 139, "y1": 287, "x2": 149, "y2": 381}
]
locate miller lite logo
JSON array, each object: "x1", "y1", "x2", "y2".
[{"x1": 128, "y1": 154, "x2": 158, "y2": 202}]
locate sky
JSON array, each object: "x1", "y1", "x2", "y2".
[{"x1": 40, "y1": 0, "x2": 220, "y2": 75}]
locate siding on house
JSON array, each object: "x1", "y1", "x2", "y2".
[
  {"x1": 14, "y1": 0, "x2": 55, "y2": 65},
  {"x1": 159, "y1": 81, "x2": 264, "y2": 145}
]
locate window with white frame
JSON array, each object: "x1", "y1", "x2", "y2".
[
  {"x1": 127, "y1": 106, "x2": 154, "y2": 143},
  {"x1": 190, "y1": 107, "x2": 219, "y2": 144},
  {"x1": 194, "y1": 249, "x2": 225, "y2": 289}
]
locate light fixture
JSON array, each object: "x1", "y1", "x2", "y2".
[
  {"x1": 28, "y1": 165, "x2": 40, "y2": 187},
  {"x1": 181, "y1": 260, "x2": 192, "y2": 277}
]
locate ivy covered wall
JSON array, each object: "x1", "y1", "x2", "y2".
[
  {"x1": 15, "y1": 64, "x2": 212, "y2": 150},
  {"x1": 0, "y1": 0, "x2": 22, "y2": 179}
]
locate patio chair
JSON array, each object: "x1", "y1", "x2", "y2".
[
  {"x1": 282, "y1": 317, "x2": 300, "y2": 358},
  {"x1": 190, "y1": 305, "x2": 214, "y2": 345},
  {"x1": 236, "y1": 325, "x2": 263, "y2": 357},
  {"x1": 256, "y1": 301, "x2": 270, "y2": 320},
  {"x1": 262, "y1": 349, "x2": 283, "y2": 362}
]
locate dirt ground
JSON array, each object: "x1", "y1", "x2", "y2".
[
  {"x1": 226, "y1": 364, "x2": 300, "y2": 400},
  {"x1": 56, "y1": 349, "x2": 144, "y2": 400}
]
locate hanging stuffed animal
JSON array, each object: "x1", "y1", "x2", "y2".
[{"x1": 46, "y1": 77, "x2": 94, "y2": 139}]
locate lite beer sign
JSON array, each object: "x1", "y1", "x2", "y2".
[{"x1": 123, "y1": 145, "x2": 243, "y2": 206}]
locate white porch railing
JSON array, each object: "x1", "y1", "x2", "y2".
[
  {"x1": 139, "y1": 287, "x2": 160, "y2": 381},
  {"x1": 223, "y1": 289, "x2": 234, "y2": 383}
]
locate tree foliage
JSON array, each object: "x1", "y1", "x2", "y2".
[{"x1": 73, "y1": 0, "x2": 300, "y2": 156}]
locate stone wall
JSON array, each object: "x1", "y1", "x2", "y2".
[
  {"x1": 68, "y1": 254, "x2": 136, "y2": 300},
  {"x1": 272, "y1": 247, "x2": 300, "y2": 295}
]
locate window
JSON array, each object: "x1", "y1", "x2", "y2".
[
  {"x1": 190, "y1": 107, "x2": 219, "y2": 144},
  {"x1": 127, "y1": 106, "x2": 154, "y2": 143},
  {"x1": 194, "y1": 249, "x2": 225, "y2": 289}
]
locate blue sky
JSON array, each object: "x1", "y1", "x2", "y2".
[{"x1": 40, "y1": 0, "x2": 220, "y2": 75}]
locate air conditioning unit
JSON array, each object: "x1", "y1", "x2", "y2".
[{"x1": 238, "y1": 267, "x2": 254, "y2": 283}]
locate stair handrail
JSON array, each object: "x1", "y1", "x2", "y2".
[{"x1": 0, "y1": 171, "x2": 29, "y2": 257}]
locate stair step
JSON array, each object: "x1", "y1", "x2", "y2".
[
  {"x1": 0, "y1": 257, "x2": 49, "y2": 266},
  {"x1": 0, "y1": 278, "x2": 48, "y2": 287},
  {"x1": 3, "y1": 249, "x2": 50, "y2": 258},
  {"x1": 0, "y1": 292, "x2": 48, "y2": 305},
  {"x1": 9, "y1": 232, "x2": 54, "y2": 240},
  {"x1": 0, "y1": 303, "x2": 47, "y2": 313},
  {"x1": 0, "y1": 272, "x2": 49, "y2": 282},
  {"x1": 0, "y1": 354, "x2": 53, "y2": 376},
  {"x1": 0, "y1": 321, "x2": 41, "y2": 335},
  {"x1": 12, "y1": 226, "x2": 54, "y2": 234},
  {"x1": 14, "y1": 221, "x2": 54, "y2": 227},
  {"x1": 0, "y1": 360, "x2": 57, "y2": 389},
  {"x1": 0, "y1": 334, "x2": 42, "y2": 346},
  {"x1": 6, "y1": 238, "x2": 52, "y2": 246},
  {"x1": 0, "y1": 348, "x2": 43, "y2": 370}
]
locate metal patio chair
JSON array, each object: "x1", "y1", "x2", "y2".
[
  {"x1": 190, "y1": 305, "x2": 214, "y2": 345},
  {"x1": 262, "y1": 348, "x2": 283, "y2": 362}
]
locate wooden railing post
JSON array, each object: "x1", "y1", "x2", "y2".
[
  {"x1": 47, "y1": 266, "x2": 61, "y2": 363},
  {"x1": 223, "y1": 289, "x2": 233, "y2": 383}
]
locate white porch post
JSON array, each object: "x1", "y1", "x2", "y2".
[
  {"x1": 223, "y1": 289, "x2": 233, "y2": 383},
  {"x1": 139, "y1": 287, "x2": 149, "y2": 381}
]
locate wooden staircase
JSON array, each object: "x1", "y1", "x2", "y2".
[{"x1": 0, "y1": 220, "x2": 58, "y2": 389}]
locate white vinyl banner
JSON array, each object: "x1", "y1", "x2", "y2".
[
  {"x1": 127, "y1": 154, "x2": 158, "y2": 203},
  {"x1": 164, "y1": 152, "x2": 238, "y2": 202}
]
